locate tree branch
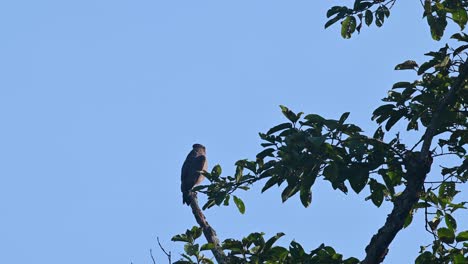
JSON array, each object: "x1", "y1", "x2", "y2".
[
  {"x1": 420, "y1": 62, "x2": 468, "y2": 158},
  {"x1": 150, "y1": 249, "x2": 156, "y2": 264},
  {"x1": 362, "y1": 61, "x2": 468, "y2": 264},
  {"x1": 156, "y1": 237, "x2": 171, "y2": 264},
  {"x1": 188, "y1": 192, "x2": 227, "y2": 264}
]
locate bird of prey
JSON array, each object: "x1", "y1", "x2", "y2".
[{"x1": 181, "y1": 144, "x2": 207, "y2": 205}]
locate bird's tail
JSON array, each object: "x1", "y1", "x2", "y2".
[{"x1": 182, "y1": 191, "x2": 191, "y2": 205}]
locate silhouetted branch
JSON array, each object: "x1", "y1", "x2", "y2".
[
  {"x1": 188, "y1": 192, "x2": 227, "y2": 264},
  {"x1": 150, "y1": 249, "x2": 156, "y2": 264},
  {"x1": 362, "y1": 61, "x2": 468, "y2": 264},
  {"x1": 157, "y1": 237, "x2": 171, "y2": 264}
]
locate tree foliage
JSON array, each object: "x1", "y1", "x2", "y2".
[{"x1": 172, "y1": 1, "x2": 468, "y2": 263}]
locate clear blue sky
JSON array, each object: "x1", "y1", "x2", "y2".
[{"x1": 1, "y1": 1, "x2": 466, "y2": 263}]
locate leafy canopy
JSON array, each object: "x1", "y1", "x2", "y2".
[{"x1": 172, "y1": 0, "x2": 468, "y2": 263}]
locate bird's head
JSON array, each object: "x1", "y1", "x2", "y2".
[{"x1": 192, "y1": 143, "x2": 206, "y2": 151}]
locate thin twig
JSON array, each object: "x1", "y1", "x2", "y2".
[
  {"x1": 410, "y1": 137, "x2": 424, "y2": 152},
  {"x1": 432, "y1": 152, "x2": 459, "y2": 157},
  {"x1": 157, "y1": 237, "x2": 172, "y2": 264},
  {"x1": 150, "y1": 249, "x2": 156, "y2": 264}
]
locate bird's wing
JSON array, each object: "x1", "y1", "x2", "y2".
[
  {"x1": 192, "y1": 154, "x2": 207, "y2": 172},
  {"x1": 181, "y1": 152, "x2": 192, "y2": 181},
  {"x1": 181, "y1": 153, "x2": 206, "y2": 192}
]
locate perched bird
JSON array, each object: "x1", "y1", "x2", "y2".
[{"x1": 181, "y1": 144, "x2": 207, "y2": 205}]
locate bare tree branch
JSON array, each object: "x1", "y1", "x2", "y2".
[
  {"x1": 150, "y1": 249, "x2": 156, "y2": 264},
  {"x1": 187, "y1": 192, "x2": 227, "y2": 264},
  {"x1": 157, "y1": 237, "x2": 171, "y2": 264},
  {"x1": 362, "y1": 61, "x2": 468, "y2": 264}
]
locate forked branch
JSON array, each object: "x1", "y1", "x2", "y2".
[{"x1": 362, "y1": 61, "x2": 468, "y2": 264}]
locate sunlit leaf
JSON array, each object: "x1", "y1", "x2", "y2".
[{"x1": 233, "y1": 195, "x2": 246, "y2": 214}]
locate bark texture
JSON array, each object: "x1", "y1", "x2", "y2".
[{"x1": 188, "y1": 192, "x2": 227, "y2": 264}]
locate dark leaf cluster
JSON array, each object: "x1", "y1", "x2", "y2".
[
  {"x1": 172, "y1": 229, "x2": 359, "y2": 264},
  {"x1": 325, "y1": 0, "x2": 467, "y2": 40}
]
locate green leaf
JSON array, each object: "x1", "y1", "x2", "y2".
[
  {"x1": 371, "y1": 190, "x2": 384, "y2": 207},
  {"x1": 262, "y1": 176, "x2": 279, "y2": 193},
  {"x1": 415, "y1": 202, "x2": 431, "y2": 209},
  {"x1": 326, "y1": 6, "x2": 346, "y2": 18},
  {"x1": 299, "y1": 185, "x2": 312, "y2": 208},
  {"x1": 307, "y1": 135, "x2": 326, "y2": 147},
  {"x1": 265, "y1": 232, "x2": 285, "y2": 250},
  {"x1": 394, "y1": 60, "x2": 418, "y2": 70},
  {"x1": 452, "y1": 8, "x2": 467, "y2": 30},
  {"x1": 171, "y1": 234, "x2": 190, "y2": 242},
  {"x1": 214, "y1": 192, "x2": 226, "y2": 206},
  {"x1": 200, "y1": 243, "x2": 215, "y2": 251},
  {"x1": 235, "y1": 166, "x2": 243, "y2": 183},
  {"x1": 339, "y1": 112, "x2": 350, "y2": 124},
  {"x1": 344, "y1": 257, "x2": 360, "y2": 264},
  {"x1": 267, "y1": 123, "x2": 293, "y2": 135},
  {"x1": 365, "y1": 10, "x2": 373, "y2": 26},
  {"x1": 375, "y1": 7, "x2": 385, "y2": 27},
  {"x1": 429, "y1": 217, "x2": 441, "y2": 231},
  {"x1": 279, "y1": 105, "x2": 301, "y2": 123},
  {"x1": 223, "y1": 194, "x2": 230, "y2": 206},
  {"x1": 325, "y1": 15, "x2": 344, "y2": 29},
  {"x1": 233, "y1": 195, "x2": 246, "y2": 214},
  {"x1": 202, "y1": 199, "x2": 216, "y2": 210},
  {"x1": 347, "y1": 166, "x2": 369, "y2": 194},
  {"x1": 268, "y1": 246, "x2": 289, "y2": 259},
  {"x1": 222, "y1": 239, "x2": 243, "y2": 251},
  {"x1": 382, "y1": 5, "x2": 390, "y2": 17},
  {"x1": 437, "y1": 227, "x2": 455, "y2": 244},
  {"x1": 200, "y1": 258, "x2": 214, "y2": 264},
  {"x1": 439, "y1": 181, "x2": 456, "y2": 198},
  {"x1": 434, "y1": 55, "x2": 450, "y2": 70},
  {"x1": 281, "y1": 184, "x2": 299, "y2": 202},
  {"x1": 417, "y1": 60, "x2": 437, "y2": 75},
  {"x1": 403, "y1": 211, "x2": 413, "y2": 228},
  {"x1": 238, "y1": 186, "x2": 250, "y2": 191},
  {"x1": 451, "y1": 32, "x2": 468, "y2": 42},
  {"x1": 256, "y1": 148, "x2": 275, "y2": 160},
  {"x1": 452, "y1": 253, "x2": 465, "y2": 264},
  {"x1": 191, "y1": 226, "x2": 202, "y2": 239},
  {"x1": 341, "y1": 16, "x2": 357, "y2": 39},
  {"x1": 289, "y1": 241, "x2": 305, "y2": 259},
  {"x1": 342, "y1": 124, "x2": 363, "y2": 134},
  {"x1": 427, "y1": 12, "x2": 447, "y2": 41},
  {"x1": 372, "y1": 104, "x2": 394, "y2": 122},
  {"x1": 406, "y1": 117, "x2": 419, "y2": 131},
  {"x1": 192, "y1": 185, "x2": 207, "y2": 192},
  {"x1": 304, "y1": 113, "x2": 325, "y2": 123},
  {"x1": 244, "y1": 160, "x2": 257, "y2": 173},
  {"x1": 373, "y1": 126, "x2": 384, "y2": 140},
  {"x1": 392, "y1": 82, "x2": 413, "y2": 89},
  {"x1": 324, "y1": 119, "x2": 339, "y2": 130},
  {"x1": 184, "y1": 243, "x2": 199, "y2": 256},
  {"x1": 174, "y1": 261, "x2": 193, "y2": 264},
  {"x1": 212, "y1": 165, "x2": 222, "y2": 177},
  {"x1": 354, "y1": 0, "x2": 372, "y2": 11},
  {"x1": 456, "y1": 231, "x2": 468, "y2": 242},
  {"x1": 385, "y1": 110, "x2": 405, "y2": 131},
  {"x1": 415, "y1": 251, "x2": 435, "y2": 264},
  {"x1": 368, "y1": 180, "x2": 385, "y2": 207},
  {"x1": 323, "y1": 163, "x2": 339, "y2": 182},
  {"x1": 453, "y1": 44, "x2": 468, "y2": 56},
  {"x1": 445, "y1": 214, "x2": 457, "y2": 231}
]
